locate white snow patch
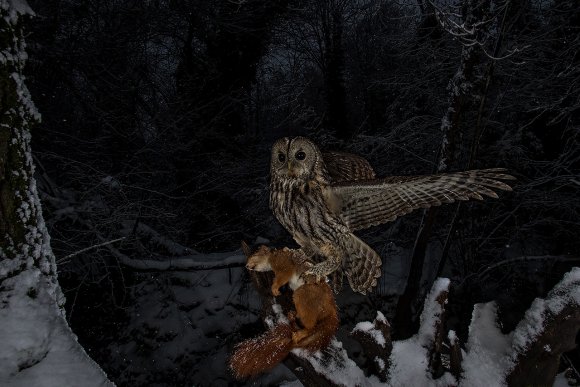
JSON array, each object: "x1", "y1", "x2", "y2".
[
  {"x1": 352, "y1": 312, "x2": 387, "y2": 348},
  {"x1": 553, "y1": 371, "x2": 573, "y2": 387},
  {"x1": 0, "y1": 271, "x2": 112, "y2": 386},
  {"x1": 418, "y1": 278, "x2": 450, "y2": 347},
  {"x1": 448, "y1": 330, "x2": 458, "y2": 345},
  {"x1": 461, "y1": 302, "x2": 511, "y2": 387},
  {"x1": 271, "y1": 303, "x2": 289, "y2": 324},
  {"x1": 375, "y1": 356, "x2": 385, "y2": 371},
  {"x1": 510, "y1": 267, "x2": 580, "y2": 355},
  {"x1": 292, "y1": 339, "x2": 381, "y2": 387},
  {"x1": 1, "y1": 0, "x2": 35, "y2": 24},
  {"x1": 388, "y1": 338, "x2": 457, "y2": 386}
]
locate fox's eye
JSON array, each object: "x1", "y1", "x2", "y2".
[
  {"x1": 295, "y1": 151, "x2": 306, "y2": 160},
  {"x1": 278, "y1": 153, "x2": 286, "y2": 162}
]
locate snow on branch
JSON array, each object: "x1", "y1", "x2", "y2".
[
  {"x1": 113, "y1": 248, "x2": 246, "y2": 272},
  {"x1": 45, "y1": 207, "x2": 246, "y2": 271},
  {"x1": 428, "y1": 0, "x2": 525, "y2": 60}
]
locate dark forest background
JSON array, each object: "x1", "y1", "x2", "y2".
[{"x1": 22, "y1": 0, "x2": 579, "y2": 385}]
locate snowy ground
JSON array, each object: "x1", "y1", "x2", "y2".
[
  {"x1": 0, "y1": 269, "x2": 112, "y2": 387},
  {"x1": 2, "y1": 243, "x2": 577, "y2": 386},
  {"x1": 102, "y1": 249, "x2": 297, "y2": 386},
  {"x1": 92, "y1": 242, "x2": 409, "y2": 386}
]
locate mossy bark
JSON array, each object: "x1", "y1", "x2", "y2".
[{"x1": 0, "y1": 6, "x2": 45, "y2": 275}]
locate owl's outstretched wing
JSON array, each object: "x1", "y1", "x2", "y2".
[
  {"x1": 331, "y1": 168, "x2": 515, "y2": 231},
  {"x1": 322, "y1": 151, "x2": 376, "y2": 183}
]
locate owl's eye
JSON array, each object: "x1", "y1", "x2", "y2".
[
  {"x1": 295, "y1": 151, "x2": 306, "y2": 160},
  {"x1": 278, "y1": 153, "x2": 286, "y2": 163}
]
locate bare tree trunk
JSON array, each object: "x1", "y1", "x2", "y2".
[
  {"x1": 394, "y1": 0, "x2": 485, "y2": 338},
  {"x1": 0, "y1": 3, "x2": 112, "y2": 384},
  {"x1": 321, "y1": 0, "x2": 350, "y2": 139},
  {"x1": 437, "y1": 2, "x2": 512, "y2": 278}
]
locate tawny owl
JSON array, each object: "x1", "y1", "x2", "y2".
[{"x1": 269, "y1": 137, "x2": 515, "y2": 294}]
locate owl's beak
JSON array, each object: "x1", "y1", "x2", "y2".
[{"x1": 287, "y1": 161, "x2": 297, "y2": 177}]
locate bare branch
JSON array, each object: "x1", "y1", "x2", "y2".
[{"x1": 57, "y1": 237, "x2": 127, "y2": 265}]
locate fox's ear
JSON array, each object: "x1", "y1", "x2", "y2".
[
  {"x1": 241, "y1": 240, "x2": 252, "y2": 258},
  {"x1": 258, "y1": 245, "x2": 271, "y2": 254}
]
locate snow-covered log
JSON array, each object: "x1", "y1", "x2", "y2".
[
  {"x1": 240, "y1": 242, "x2": 579, "y2": 387},
  {"x1": 352, "y1": 311, "x2": 392, "y2": 382},
  {"x1": 0, "y1": 2, "x2": 112, "y2": 385},
  {"x1": 448, "y1": 330, "x2": 463, "y2": 379},
  {"x1": 418, "y1": 277, "x2": 450, "y2": 377},
  {"x1": 462, "y1": 268, "x2": 580, "y2": 386},
  {"x1": 506, "y1": 268, "x2": 580, "y2": 385}
]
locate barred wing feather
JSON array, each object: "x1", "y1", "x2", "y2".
[
  {"x1": 332, "y1": 168, "x2": 515, "y2": 231},
  {"x1": 322, "y1": 151, "x2": 376, "y2": 183}
]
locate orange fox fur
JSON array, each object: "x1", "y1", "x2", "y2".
[
  {"x1": 230, "y1": 245, "x2": 339, "y2": 379},
  {"x1": 245, "y1": 245, "x2": 311, "y2": 296}
]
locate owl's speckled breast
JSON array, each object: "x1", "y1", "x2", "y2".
[{"x1": 270, "y1": 177, "x2": 346, "y2": 252}]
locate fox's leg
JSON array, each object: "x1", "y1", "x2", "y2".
[
  {"x1": 292, "y1": 329, "x2": 310, "y2": 343},
  {"x1": 292, "y1": 286, "x2": 318, "y2": 344},
  {"x1": 271, "y1": 271, "x2": 292, "y2": 296}
]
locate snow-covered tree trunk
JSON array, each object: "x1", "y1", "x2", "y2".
[
  {"x1": 395, "y1": 0, "x2": 489, "y2": 337},
  {"x1": 0, "y1": 1, "x2": 112, "y2": 385}
]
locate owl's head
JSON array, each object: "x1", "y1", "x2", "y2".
[{"x1": 270, "y1": 137, "x2": 324, "y2": 182}]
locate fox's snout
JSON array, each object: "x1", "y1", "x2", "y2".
[
  {"x1": 245, "y1": 254, "x2": 270, "y2": 272},
  {"x1": 246, "y1": 256, "x2": 261, "y2": 270}
]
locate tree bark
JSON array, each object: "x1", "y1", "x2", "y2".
[
  {"x1": 394, "y1": 0, "x2": 486, "y2": 338},
  {"x1": 0, "y1": 2, "x2": 112, "y2": 384},
  {"x1": 322, "y1": 0, "x2": 349, "y2": 139}
]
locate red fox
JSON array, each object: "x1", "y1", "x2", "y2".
[
  {"x1": 245, "y1": 245, "x2": 311, "y2": 296},
  {"x1": 230, "y1": 245, "x2": 339, "y2": 379}
]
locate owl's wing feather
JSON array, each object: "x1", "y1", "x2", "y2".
[
  {"x1": 322, "y1": 151, "x2": 376, "y2": 183},
  {"x1": 332, "y1": 168, "x2": 515, "y2": 231},
  {"x1": 341, "y1": 233, "x2": 382, "y2": 294}
]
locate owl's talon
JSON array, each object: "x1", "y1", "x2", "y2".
[{"x1": 303, "y1": 267, "x2": 327, "y2": 283}]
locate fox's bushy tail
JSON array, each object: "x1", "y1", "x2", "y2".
[{"x1": 230, "y1": 323, "x2": 293, "y2": 379}]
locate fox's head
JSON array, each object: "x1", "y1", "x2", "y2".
[{"x1": 246, "y1": 245, "x2": 273, "y2": 272}]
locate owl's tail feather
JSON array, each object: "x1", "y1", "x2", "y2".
[{"x1": 343, "y1": 234, "x2": 382, "y2": 294}]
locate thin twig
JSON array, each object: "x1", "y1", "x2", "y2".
[{"x1": 57, "y1": 237, "x2": 127, "y2": 264}]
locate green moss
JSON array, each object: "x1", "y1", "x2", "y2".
[{"x1": 0, "y1": 10, "x2": 40, "y2": 261}]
